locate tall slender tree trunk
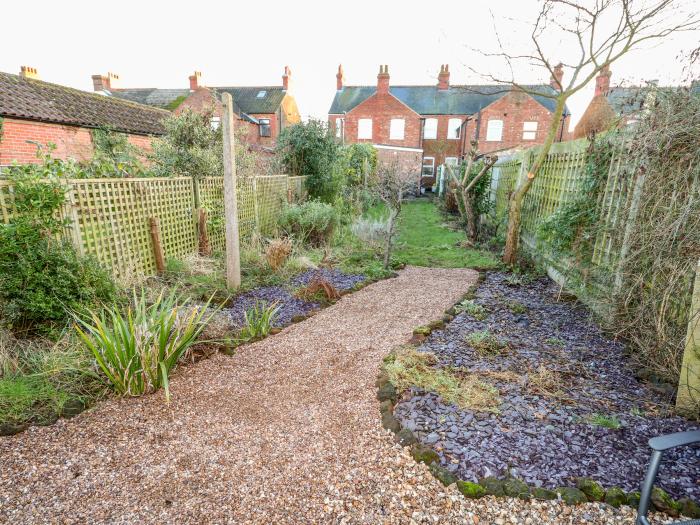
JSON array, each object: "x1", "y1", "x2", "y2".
[
  {"x1": 502, "y1": 97, "x2": 567, "y2": 265},
  {"x1": 383, "y1": 207, "x2": 399, "y2": 269},
  {"x1": 463, "y1": 190, "x2": 477, "y2": 242}
]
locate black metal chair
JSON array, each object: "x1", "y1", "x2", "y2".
[{"x1": 637, "y1": 430, "x2": 700, "y2": 525}]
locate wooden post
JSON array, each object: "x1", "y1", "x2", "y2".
[
  {"x1": 252, "y1": 175, "x2": 260, "y2": 235},
  {"x1": 676, "y1": 259, "x2": 700, "y2": 416},
  {"x1": 198, "y1": 208, "x2": 211, "y2": 256},
  {"x1": 149, "y1": 216, "x2": 166, "y2": 273},
  {"x1": 192, "y1": 176, "x2": 201, "y2": 247},
  {"x1": 221, "y1": 92, "x2": 241, "y2": 289}
]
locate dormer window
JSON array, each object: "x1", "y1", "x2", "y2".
[{"x1": 256, "y1": 90, "x2": 267, "y2": 98}]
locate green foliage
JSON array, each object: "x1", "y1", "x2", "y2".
[
  {"x1": 454, "y1": 300, "x2": 488, "y2": 320},
  {"x1": 0, "y1": 331, "x2": 104, "y2": 426},
  {"x1": 278, "y1": 200, "x2": 339, "y2": 246},
  {"x1": 150, "y1": 108, "x2": 258, "y2": 179},
  {"x1": 342, "y1": 143, "x2": 377, "y2": 187},
  {"x1": 587, "y1": 413, "x2": 622, "y2": 429},
  {"x1": 89, "y1": 128, "x2": 147, "y2": 177},
  {"x1": 459, "y1": 159, "x2": 493, "y2": 217},
  {"x1": 465, "y1": 330, "x2": 507, "y2": 356},
  {"x1": 275, "y1": 120, "x2": 344, "y2": 202},
  {"x1": 537, "y1": 136, "x2": 614, "y2": 255},
  {"x1": 164, "y1": 95, "x2": 187, "y2": 111},
  {"x1": 0, "y1": 169, "x2": 115, "y2": 332},
  {"x1": 75, "y1": 290, "x2": 214, "y2": 401},
  {"x1": 237, "y1": 301, "x2": 280, "y2": 342}
]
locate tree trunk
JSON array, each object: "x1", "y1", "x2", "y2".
[
  {"x1": 383, "y1": 208, "x2": 399, "y2": 269},
  {"x1": 463, "y1": 190, "x2": 477, "y2": 242},
  {"x1": 502, "y1": 97, "x2": 567, "y2": 265}
]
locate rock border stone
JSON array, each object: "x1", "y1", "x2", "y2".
[{"x1": 376, "y1": 292, "x2": 700, "y2": 520}]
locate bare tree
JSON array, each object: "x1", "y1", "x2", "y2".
[
  {"x1": 447, "y1": 140, "x2": 499, "y2": 243},
  {"x1": 375, "y1": 158, "x2": 418, "y2": 269},
  {"x1": 469, "y1": 0, "x2": 699, "y2": 264}
]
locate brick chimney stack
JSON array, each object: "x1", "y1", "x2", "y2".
[
  {"x1": 438, "y1": 64, "x2": 450, "y2": 90},
  {"x1": 283, "y1": 66, "x2": 292, "y2": 91},
  {"x1": 91, "y1": 72, "x2": 120, "y2": 91},
  {"x1": 377, "y1": 65, "x2": 390, "y2": 94},
  {"x1": 189, "y1": 71, "x2": 202, "y2": 90},
  {"x1": 19, "y1": 66, "x2": 40, "y2": 80},
  {"x1": 336, "y1": 64, "x2": 344, "y2": 91},
  {"x1": 550, "y1": 63, "x2": 564, "y2": 90},
  {"x1": 594, "y1": 64, "x2": 611, "y2": 97}
]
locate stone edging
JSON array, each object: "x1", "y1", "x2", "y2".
[{"x1": 376, "y1": 292, "x2": 700, "y2": 519}]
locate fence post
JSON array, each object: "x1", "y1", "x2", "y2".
[
  {"x1": 192, "y1": 176, "x2": 201, "y2": 248},
  {"x1": 66, "y1": 184, "x2": 84, "y2": 256},
  {"x1": 221, "y1": 92, "x2": 241, "y2": 289},
  {"x1": 676, "y1": 259, "x2": 700, "y2": 416},
  {"x1": 149, "y1": 217, "x2": 166, "y2": 273}
]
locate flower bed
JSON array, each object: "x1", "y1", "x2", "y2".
[{"x1": 378, "y1": 272, "x2": 700, "y2": 518}]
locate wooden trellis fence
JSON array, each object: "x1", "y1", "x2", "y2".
[{"x1": 0, "y1": 175, "x2": 306, "y2": 279}]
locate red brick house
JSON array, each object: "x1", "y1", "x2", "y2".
[
  {"x1": 94, "y1": 68, "x2": 301, "y2": 151},
  {"x1": 328, "y1": 64, "x2": 570, "y2": 186},
  {"x1": 0, "y1": 67, "x2": 167, "y2": 166}
]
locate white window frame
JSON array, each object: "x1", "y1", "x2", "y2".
[
  {"x1": 447, "y1": 118, "x2": 462, "y2": 140},
  {"x1": 423, "y1": 118, "x2": 438, "y2": 140},
  {"x1": 522, "y1": 121, "x2": 537, "y2": 140},
  {"x1": 445, "y1": 156, "x2": 458, "y2": 166},
  {"x1": 486, "y1": 119, "x2": 503, "y2": 142},
  {"x1": 389, "y1": 118, "x2": 405, "y2": 140},
  {"x1": 335, "y1": 117, "x2": 344, "y2": 139},
  {"x1": 422, "y1": 156, "x2": 435, "y2": 178},
  {"x1": 358, "y1": 118, "x2": 372, "y2": 140},
  {"x1": 210, "y1": 116, "x2": 221, "y2": 131}
]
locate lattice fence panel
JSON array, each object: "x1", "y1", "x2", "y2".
[
  {"x1": 70, "y1": 178, "x2": 196, "y2": 278},
  {"x1": 492, "y1": 159, "x2": 520, "y2": 219},
  {"x1": 198, "y1": 177, "x2": 226, "y2": 252},
  {"x1": 0, "y1": 181, "x2": 16, "y2": 224},
  {"x1": 256, "y1": 175, "x2": 288, "y2": 235}
]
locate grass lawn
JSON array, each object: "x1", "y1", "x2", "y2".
[{"x1": 375, "y1": 198, "x2": 500, "y2": 269}]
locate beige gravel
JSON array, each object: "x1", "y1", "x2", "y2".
[{"x1": 0, "y1": 267, "x2": 658, "y2": 524}]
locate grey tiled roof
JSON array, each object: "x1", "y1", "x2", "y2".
[
  {"x1": 605, "y1": 86, "x2": 648, "y2": 115},
  {"x1": 0, "y1": 72, "x2": 168, "y2": 135},
  {"x1": 329, "y1": 84, "x2": 567, "y2": 116},
  {"x1": 111, "y1": 86, "x2": 287, "y2": 115}
]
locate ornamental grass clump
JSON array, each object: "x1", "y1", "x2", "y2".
[
  {"x1": 384, "y1": 347, "x2": 500, "y2": 412},
  {"x1": 265, "y1": 238, "x2": 293, "y2": 272},
  {"x1": 237, "y1": 301, "x2": 281, "y2": 343},
  {"x1": 75, "y1": 291, "x2": 214, "y2": 401}
]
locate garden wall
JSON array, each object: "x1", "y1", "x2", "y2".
[{"x1": 0, "y1": 175, "x2": 306, "y2": 279}]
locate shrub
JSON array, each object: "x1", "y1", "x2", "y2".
[
  {"x1": 265, "y1": 238, "x2": 293, "y2": 271},
  {"x1": 237, "y1": 301, "x2": 280, "y2": 342},
  {"x1": 342, "y1": 143, "x2": 377, "y2": 188},
  {"x1": 275, "y1": 120, "x2": 344, "y2": 202},
  {"x1": 75, "y1": 291, "x2": 214, "y2": 401},
  {"x1": 278, "y1": 201, "x2": 339, "y2": 246},
  {"x1": 0, "y1": 169, "x2": 115, "y2": 332}
]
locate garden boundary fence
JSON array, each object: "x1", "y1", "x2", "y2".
[{"x1": 0, "y1": 175, "x2": 306, "y2": 279}]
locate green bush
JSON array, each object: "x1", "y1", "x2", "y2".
[
  {"x1": 275, "y1": 120, "x2": 344, "y2": 202},
  {"x1": 0, "y1": 169, "x2": 115, "y2": 332},
  {"x1": 278, "y1": 201, "x2": 339, "y2": 246},
  {"x1": 76, "y1": 290, "x2": 214, "y2": 401},
  {"x1": 237, "y1": 301, "x2": 280, "y2": 343}
]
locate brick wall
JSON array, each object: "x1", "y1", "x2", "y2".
[
  {"x1": 0, "y1": 118, "x2": 156, "y2": 166},
  {"x1": 341, "y1": 92, "x2": 422, "y2": 148},
  {"x1": 464, "y1": 90, "x2": 569, "y2": 154}
]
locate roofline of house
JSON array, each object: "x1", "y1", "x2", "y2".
[
  {"x1": 0, "y1": 114, "x2": 164, "y2": 137},
  {"x1": 373, "y1": 144, "x2": 424, "y2": 153}
]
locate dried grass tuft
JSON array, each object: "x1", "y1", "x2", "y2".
[
  {"x1": 527, "y1": 365, "x2": 566, "y2": 399},
  {"x1": 384, "y1": 347, "x2": 501, "y2": 412},
  {"x1": 265, "y1": 238, "x2": 293, "y2": 272},
  {"x1": 296, "y1": 277, "x2": 340, "y2": 302}
]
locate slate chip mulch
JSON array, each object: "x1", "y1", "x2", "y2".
[{"x1": 394, "y1": 272, "x2": 700, "y2": 501}]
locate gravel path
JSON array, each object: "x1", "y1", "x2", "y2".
[{"x1": 0, "y1": 267, "x2": 664, "y2": 524}]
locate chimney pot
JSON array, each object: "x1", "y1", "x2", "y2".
[
  {"x1": 189, "y1": 71, "x2": 202, "y2": 90},
  {"x1": 438, "y1": 63, "x2": 450, "y2": 90},
  {"x1": 550, "y1": 63, "x2": 564, "y2": 91},
  {"x1": 19, "y1": 66, "x2": 40, "y2": 80},
  {"x1": 283, "y1": 65, "x2": 292, "y2": 91},
  {"x1": 377, "y1": 64, "x2": 390, "y2": 94},
  {"x1": 594, "y1": 64, "x2": 611, "y2": 97},
  {"x1": 336, "y1": 64, "x2": 344, "y2": 91}
]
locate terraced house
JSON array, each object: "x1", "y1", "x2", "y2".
[
  {"x1": 93, "y1": 67, "x2": 301, "y2": 151},
  {"x1": 0, "y1": 67, "x2": 167, "y2": 166},
  {"x1": 328, "y1": 64, "x2": 570, "y2": 186}
]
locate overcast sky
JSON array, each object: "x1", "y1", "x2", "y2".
[{"x1": 1, "y1": 0, "x2": 697, "y2": 129}]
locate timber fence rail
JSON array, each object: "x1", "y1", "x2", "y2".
[{"x1": 0, "y1": 175, "x2": 306, "y2": 279}]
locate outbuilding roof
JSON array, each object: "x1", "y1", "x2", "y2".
[
  {"x1": 112, "y1": 86, "x2": 287, "y2": 115},
  {"x1": 0, "y1": 72, "x2": 168, "y2": 135},
  {"x1": 329, "y1": 84, "x2": 567, "y2": 116}
]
